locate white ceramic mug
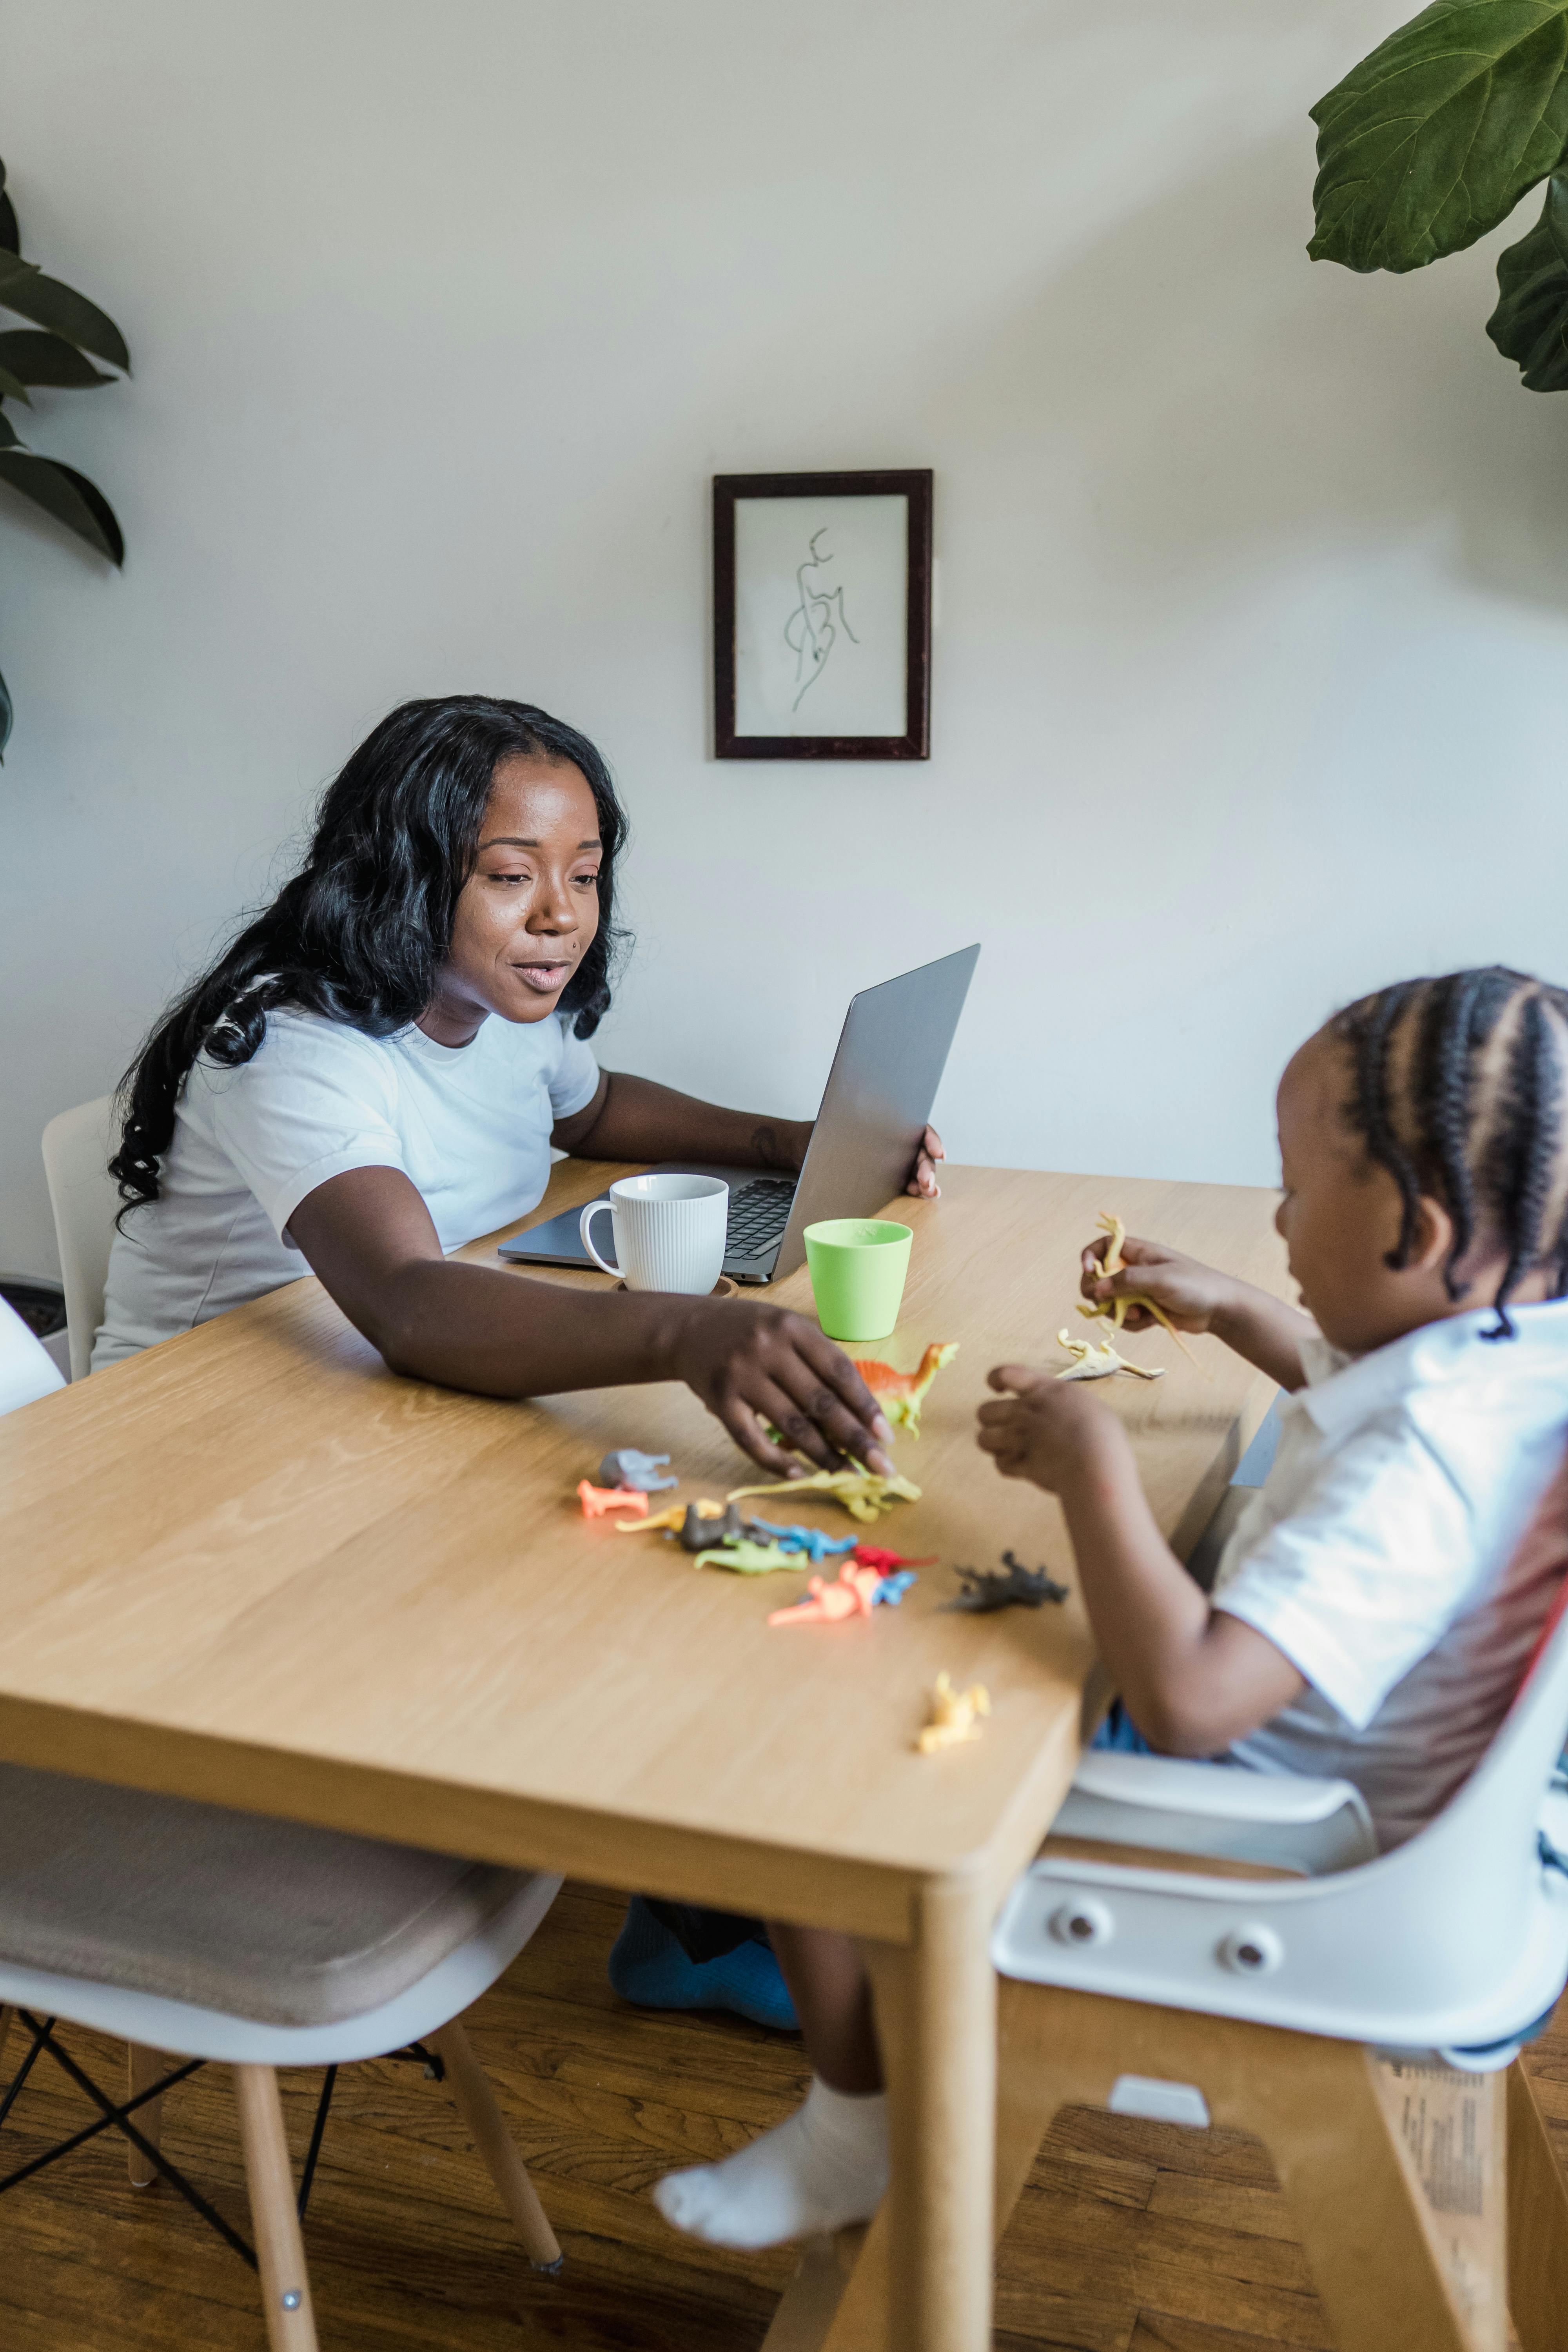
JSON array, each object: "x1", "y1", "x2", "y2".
[{"x1": 579, "y1": 1173, "x2": 730, "y2": 1295}]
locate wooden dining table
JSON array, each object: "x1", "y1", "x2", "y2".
[{"x1": 0, "y1": 1158, "x2": 1290, "y2": 2352}]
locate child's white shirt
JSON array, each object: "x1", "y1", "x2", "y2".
[{"x1": 1213, "y1": 1302, "x2": 1568, "y2": 1849}]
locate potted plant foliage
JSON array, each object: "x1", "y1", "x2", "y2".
[
  {"x1": 1310, "y1": 0, "x2": 1568, "y2": 389},
  {"x1": 0, "y1": 151, "x2": 129, "y2": 753}
]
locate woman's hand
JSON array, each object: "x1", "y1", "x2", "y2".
[
  {"x1": 670, "y1": 1300, "x2": 895, "y2": 1477},
  {"x1": 907, "y1": 1124, "x2": 944, "y2": 1199},
  {"x1": 769, "y1": 1119, "x2": 942, "y2": 1195},
  {"x1": 976, "y1": 1363, "x2": 1121, "y2": 1495},
  {"x1": 1080, "y1": 1232, "x2": 1240, "y2": 1334}
]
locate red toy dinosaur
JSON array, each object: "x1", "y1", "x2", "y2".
[{"x1": 851, "y1": 1544, "x2": 937, "y2": 1574}]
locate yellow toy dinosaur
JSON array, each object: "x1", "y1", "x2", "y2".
[
  {"x1": 916, "y1": 1671, "x2": 991, "y2": 1755},
  {"x1": 1077, "y1": 1211, "x2": 1203, "y2": 1371},
  {"x1": 1054, "y1": 1327, "x2": 1164, "y2": 1383},
  {"x1": 616, "y1": 1497, "x2": 726, "y2": 1535},
  {"x1": 726, "y1": 1464, "x2": 921, "y2": 1525},
  {"x1": 853, "y1": 1341, "x2": 958, "y2": 1436}
]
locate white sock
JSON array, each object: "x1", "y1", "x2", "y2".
[{"x1": 653, "y1": 2076, "x2": 889, "y2": 2249}]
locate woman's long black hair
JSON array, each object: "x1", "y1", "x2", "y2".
[{"x1": 110, "y1": 695, "x2": 629, "y2": 1214}]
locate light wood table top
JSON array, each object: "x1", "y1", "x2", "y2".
[
  {"x1": 0, "y1": 1161, "x2": 1286, "y2": 1933},
  {"x1": 0, "y1": 1156, "x2": 1291, "y2": 2352}
]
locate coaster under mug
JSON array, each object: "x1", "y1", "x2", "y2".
[{"x1": 616, "y1": 1276, "x2": 737, "y2": 1300}]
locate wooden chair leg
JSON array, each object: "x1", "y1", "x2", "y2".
[
  {"x1": 429, "y1": 2019, "x2": 562, "y2": 2271},
  {"x1": 999, "y1": 1985, "x2": 1492, "y2": 2352},
  {"x1": 1507, "y1": 2058, "x2": 1568, "y2": 2352},
  {"x1": 233, "y1": 2065, "x2": 318, "y2": 2352},
  {"x1": 126, "y1": 2044, "x2": 165, "y2": 2188}
]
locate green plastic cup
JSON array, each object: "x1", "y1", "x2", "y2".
[{"x1": 803, "y1": 1218, "x2": 913, "y2": 1342}]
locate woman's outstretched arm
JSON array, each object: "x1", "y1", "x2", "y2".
[
  {"x1": 556, "y1": 1071, "x2": 945, "y2": 1198},
  {"x1": 287, "y1": 1165, "x2": 894, "y2": 1477}
]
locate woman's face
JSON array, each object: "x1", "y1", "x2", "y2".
[{"x1": 432, "y1": 754, "x2": 603, "y2": 1038}]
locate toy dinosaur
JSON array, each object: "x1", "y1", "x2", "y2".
[
  {"x1": 597, "y1": 1447, "x2": 679, "y2": 1493},
  {"x1": 1054, "y1": 1327, "x2": 1164, "y2": 1383},
  {"x1": 871, "y1": 1568, "x2": 918, "y2": 1606},
  {"x1": 916, "y1": 1672, "x2": 991, "y2": 1754},
  {"x1": 750, "y1": 1518, "x2": 860, "y2": 1563},
  {"x1": 1076, "y1": 1211, "x2": 1202, "y2": 1370},
  {"x1": 854, "y1": 1342, "x2": 958, "y2": 1435},
  {"x1": 579, "y1": 1480, "x2": 648, "y2": 1520},
  {"x1": 944, "y1": 1552, "x2": 1069, "y2": 1613},
  {"x1": 768, "y1": 1562, "x2": 883, "y2": 1625},
  {"x1": 695, "y1": 1538, "x2": 806, "y2": 1575},
  {"x1": 618, "y1": 1497, "x2": 726, "y2": 1535},
  {"x1": 680, "y1": 1501, "x2": 746, "y2": 1552},
  {"x1": 851, "y1": 1544, "x2": 937, "y2": 1574},
  {"x1": 727, "y1": 1465, "x2": 921, "y2": 1524}
]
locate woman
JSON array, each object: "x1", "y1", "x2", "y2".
[{"x1": 99, "y1": 695, "x2": 941, "y2": 1489}]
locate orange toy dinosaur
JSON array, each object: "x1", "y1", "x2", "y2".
[
  {"x1": 768, "y1": 1563, "x2": 883, "y2": 1626},
  {"x1": 578, "y1": 1480, "x2": 648, "y2": 1520},
  {"x1": 855, "y1": 1341, "x2": 958, "y2": 1434}
]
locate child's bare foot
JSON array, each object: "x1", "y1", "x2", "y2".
[{"x1": 653, "y1": 2077, "x2": 888, "y2": 2248}]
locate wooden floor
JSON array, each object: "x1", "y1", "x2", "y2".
[{"x1": 2, "y1": 1880, "x2": 1564, "y2": 2351}]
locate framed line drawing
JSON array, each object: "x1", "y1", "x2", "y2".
[{"x1": 713, "y1": 468, "x2": 932, "y2": 759}]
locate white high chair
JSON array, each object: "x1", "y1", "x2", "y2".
[{"x1": 991, "y1": 1552, "x2": 1568, "y2": 2349}]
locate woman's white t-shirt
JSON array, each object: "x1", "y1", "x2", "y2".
[{"x1": 93, "y1": 1007, "x2": 601, "y2": 1368}]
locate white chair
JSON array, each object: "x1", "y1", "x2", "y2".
[
  {"x1": 0, "y1": 1296, "x2": 65, "y2": 1417},
  {"x1": 0, "y1": 1764, "x2": 565, "y2": 2350},
  {"x1": 40, "y1": 1093, "x2": 118, "y2": 1380},
  {"x1": 991, "y1": 1545, "x2": 1568, "y2": 2349}
]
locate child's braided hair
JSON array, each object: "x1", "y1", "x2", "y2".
[{"x1": 1328, "y1": 968, "x2": 1568, "y2": 1341}]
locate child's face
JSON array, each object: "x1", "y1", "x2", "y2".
[{"x1": 1274, "y1": 1033, "x2": 1443, "y2": 1354}]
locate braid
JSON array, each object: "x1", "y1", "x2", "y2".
[
  {"x1": 1413, "y1": 971, "x2": 1487, "y2": 1294},
  {"x1": 1338, "y1": 980, "x2": 1424, "y2": 1269},
  {"x1": 1330, "y1": 967, "x2": 1568, "y2": 1342},
  {"x1": 1485, "y1": 993, "x2": 1561, "y2": 1340}
]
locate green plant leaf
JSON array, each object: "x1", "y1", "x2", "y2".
[
  {"x1": 0, "y1": 328, "x2": 112, "y2": 388},
  {"x1": 0, "y1": 410, "x2": 18, "y2": 448},
  {"x1": 0, "y1": 156, "x2": 18, "y2": 259},
  {"x1": 0, "y1": 250, "x2": 128, "y2": 372},
  {"x1": 0, "y1": 448, "x2": 123, "y2": 562},
  {"x1": 1487, "y1": 170, "x2": 1568, "y2": 380},
  {"x1": 0, "y1": 662, "x2": 11, "y2": 762},
  {"x1": 1311, "y1": 0, "x2": 1568, "y2": 274},
  {"x1": 0, "y1": 364, "x2": 31, "y2": 404}
]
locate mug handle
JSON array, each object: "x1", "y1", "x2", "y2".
[{"x1": 580, "y1": 1199, "x2": 620, "y2": 1278}]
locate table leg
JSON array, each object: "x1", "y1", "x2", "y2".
[{"x1": 864, "y1": 1873, "x2": 995, "y2": 2352}]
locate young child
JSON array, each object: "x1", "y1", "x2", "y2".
[{"x1": 653, "y1": 967, "x2": 1568, "y2": 2250}]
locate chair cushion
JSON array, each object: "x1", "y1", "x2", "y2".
[{"x1": 0, "y1": 1763, "x2": 528, "y2": 2027}]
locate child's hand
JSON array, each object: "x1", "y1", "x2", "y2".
[
  {"x1": 1080, "y1": 1232, "x2": 1238, "y2": 1335},
  {"x1": 976, "y1": 1364, "x2": 1120, "y2": 1494}
]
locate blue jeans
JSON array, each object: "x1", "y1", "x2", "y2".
[{"x1": 1093, "y1": 1700, "x2": 1155, "y2": 1754}]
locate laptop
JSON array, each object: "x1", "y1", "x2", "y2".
[{"x1": 499, "y1": 943, "x2": 980, "y2": 1285}]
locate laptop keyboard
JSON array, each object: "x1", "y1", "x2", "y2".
[{"x1": 724, "y1": 1176, "x2": 797, "y2": 1257}]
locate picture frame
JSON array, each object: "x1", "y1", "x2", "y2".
[{"x1": 712, "y1": 468, "x2": 932, "y2": 760}]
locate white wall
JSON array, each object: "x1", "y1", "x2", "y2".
[{"x1": 5, "y1": 0, "x2": 1568, "y2": 1281}]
